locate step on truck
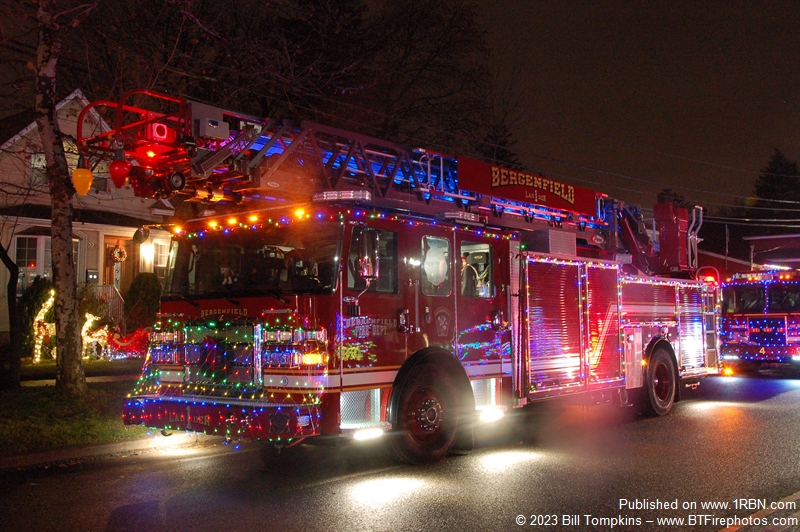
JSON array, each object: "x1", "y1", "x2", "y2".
[{"x1": 76, "y1": 90, "x2": 720, "y2": 464}]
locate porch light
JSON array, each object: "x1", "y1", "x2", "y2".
[{"x1": 140, "y1": 241, "x2": 155, "y2": 268}]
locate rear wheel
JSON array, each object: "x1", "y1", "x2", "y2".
[
  {"x1": 386, "y1": 363, "x2": 460, "y2": 464},
  {"x1": 642, "y1": 347, "x2": 676, "y2": 416}
]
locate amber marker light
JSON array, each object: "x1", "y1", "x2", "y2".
[
  {"x1": 723, "y1": 367, "x2": 735, "y2": 376},
  {"x1": 146, "y1": 150, "x2": 156, "y2": 158},
  {"x1": 294, "y1": 208, "x2": 306, "y2": 219},
  {"x1": 209, "y1": 220, "x2": 218, "y2": 229},
  {"x1": 173, "y1": 226, "x2": 183, "y2": 234},
  {"x1": 302, "y1": 353, "x2": 324, "y2": 366},
  {"x1": 227, "y1": 218, "x2": 237, "y2": 225},
  {"x1": 248, "y1": 215, "x2": 259, "y2": 222}
]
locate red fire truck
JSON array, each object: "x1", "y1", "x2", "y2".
[
  {"x1": 720, "y1": 270, "x2": 800, "y2": 373},
  {"x1": 77, "y1": 90, "x2": 719, "y2": 464}
]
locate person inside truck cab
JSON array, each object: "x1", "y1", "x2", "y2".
[
  {"x1": 461, "y1": 252, "x2": 478, "y2": 296},
  {"x1": 219, "y1": 264, "x2": 237, "y2": 286}
]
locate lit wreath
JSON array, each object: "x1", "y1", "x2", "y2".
[{"x1": 110, "y1": 246, "x2": 127, "y2": 263}]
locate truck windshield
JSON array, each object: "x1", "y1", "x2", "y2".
[
  {"x1": 164, "y1": 219, "x2": 343, "y2": 298},
  {"x1": 721, "y1": 284, "x2": 766, "y2": 314},
  {"x1": 767, "y1": 283, "x2": 800, "y2": 313}
]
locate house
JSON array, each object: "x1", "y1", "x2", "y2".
[{"x1": 0, "y1": 89, "x2": 173, "y2": 341}]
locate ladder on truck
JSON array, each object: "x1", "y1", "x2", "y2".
[{"x1": 76, "y1": 89, "x2": 701, "y2": 276}]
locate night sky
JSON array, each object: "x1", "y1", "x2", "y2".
[{"x1": 477, "y1": 1, "x2": 800, "y2": 214}]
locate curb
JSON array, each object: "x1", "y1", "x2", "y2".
[{"x1": 0, "y1": 432, "x2": 218, "y2": 473}]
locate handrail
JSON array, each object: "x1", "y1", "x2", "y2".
[{"x1": 90, "y1": 284, "x2": 125, "y2": 329}]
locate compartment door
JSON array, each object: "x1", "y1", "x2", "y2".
[
  {"x1": 524, "y1": 258, "x2": 584, "y2": 398},
  {"x1": 585, "y1": 263, "x2": 622, "y2": 390}
]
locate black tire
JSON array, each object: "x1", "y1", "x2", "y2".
[
  {"x1": 642, "y1": 347, "x2": 677, "y2": 416},
  {"x1": 386, "y1": 363, "x2": 460, "y2": 464},
  {"x1": 738, "y1": 361, "x2": 762, "y2": 375}
]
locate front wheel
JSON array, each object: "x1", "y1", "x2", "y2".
[
  {"x1": 642, "y1": 347, "x2": 676, "y2": 416},
  {"x1": 737, "y1": 361, "x2": 762, "y2": 376},
  {"x1": 386, "y1": 363, "x2": 460, "y2": 465}
]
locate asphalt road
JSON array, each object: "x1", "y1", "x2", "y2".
[{"x1": 3, "y1": 373, "x2": 800, "y2": 532}]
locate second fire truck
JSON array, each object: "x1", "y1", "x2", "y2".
[
  {"x1": 720, "y1": 270, "x2": 800, "y2": 373},
  {"x1": 77, "y1": 90, "x2": 720, "y2": 464}
]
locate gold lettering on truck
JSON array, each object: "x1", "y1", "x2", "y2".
[{"x1": 490, "y1": 165, "x2": 575, "y2": 205}]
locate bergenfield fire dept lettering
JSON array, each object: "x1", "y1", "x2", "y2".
[
  {"x1": 200, "y1": 308, "x2": 248, "y2": 317},
  {"x1": 490, "y1": 165, "x2": 576, "y2": 205}
]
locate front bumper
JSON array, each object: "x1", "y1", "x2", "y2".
[
  {"x1": 123, "y1": 395, "x2": 321, "y2": 442},
  {"x1": 720, "y1": 344, "x2": 799, "y2": 364}
]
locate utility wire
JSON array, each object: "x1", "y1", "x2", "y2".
[{"x1": 4, "y1": 15, "x2": 798, "y2": 216}]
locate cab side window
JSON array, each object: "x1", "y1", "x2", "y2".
[
  {"x1": 421, "y1": 236, "x2": 451, "y2": 296},
  {"x1": 347, "y1": 229, "x2": 398, "y2": 293},
  {"x1": 460, "y1": 241, "x2": 492, "y2": 298}
]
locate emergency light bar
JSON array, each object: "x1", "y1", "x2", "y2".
[
  {"x1": 313, "y1": 190, "x2": 373, "y2": 203},
  {"x1": 438, "y1": 211, "x2": 485, "y2": 226},
  {"x1": 729, "y1": 270, "x2": 798, "y2": 282}
]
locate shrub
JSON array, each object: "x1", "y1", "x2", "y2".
[
  {"x1": 124, "y1": 273, "x2": 162, "y2": 331},
  {"x1": 78, "y1": 283, "x2": 109, "y2": 324}
]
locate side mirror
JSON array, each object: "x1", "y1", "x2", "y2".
[{"x1": 356, "y1": 227, "x2": 380, "y2": 281}]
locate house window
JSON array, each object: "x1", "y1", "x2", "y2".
[
  {"x1": 155, "y1": 242, "x2": 169, "y2": 267},
  {"x1": 16, "y1": 236, "x2": 39, "y2": 295},
  {"x1": 29, "y1": 154, "x2": 48, "y2": 188},
  {"x1": 44, "y1": 238, "x2": 53, "y2": 279},
  {"x1": 15, "y1": 235, "x2": 79, "y2": 294},
  {"x1": 154, "y1": 241, "x2": 169, "y2": 282},
  {"x1": 32, "y1": 151, "x2": 89, "y2": 190},
  {"x1": 92, "y1": 161, "x2": 109, "y2": 193},
  {"x1": 16, "y1": 237, "x2": 37, "y2": 268}
]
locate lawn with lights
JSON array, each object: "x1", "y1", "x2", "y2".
[
  {"x1": 19, "y1": 358, "x2": 145, "y2": 381},
  {"x1": 0, "y1": 380, "x2": 148, "y2": 458}
]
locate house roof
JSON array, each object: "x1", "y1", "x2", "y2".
[
  {"x1": 0, "y1": 88, "x2": 92, "y2": 152},
  {"x1": 0, "y1": 88, "x2": 175, "y2": 220},
  {"x1": 0, "y1": 109, "x2": 37, "y2": 147}
]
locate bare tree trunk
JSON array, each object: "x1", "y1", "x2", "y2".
[
  {"x1": 32, "y1": 0, "x2": 94, "y2": 397},
  {"x1": 0, "y1": 245, "x2": 20, "y2": 390}
]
